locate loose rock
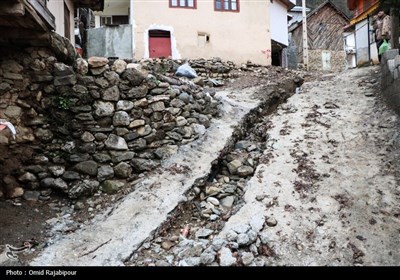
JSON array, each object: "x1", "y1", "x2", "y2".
[
  {"x1": 266, "y1": 217, "x2": 278, "y2": 227},
  {"x1": 219, "y1": 247, "x2": 236, "y2": 266}
]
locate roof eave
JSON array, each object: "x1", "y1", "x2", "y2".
[
  {"x1": 73, "y1": 0, "x2": 104, "y2": 11},
  {"x1": 276, "y1": 0, "x2": 296, "y2": 11}
]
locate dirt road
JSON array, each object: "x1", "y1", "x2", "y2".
[
  {"x1": 218, "y1": 65, "x2": 400, "y2": 266},
  {"x1": 128, "y1": 66, "x2": 400, "y2": 266}
]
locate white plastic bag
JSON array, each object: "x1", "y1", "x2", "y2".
[
  {"x1": 175, "y1": 63, "x2": 198, "y2": 78},
  {"x1": 0, "y1": 119, "x2": 16, "y2": 139}
]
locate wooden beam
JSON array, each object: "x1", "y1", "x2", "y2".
[
  {"x1": 73, "y1": 0, "x2": 104, "y2": 11},
  {"x1": 0, "y1": 2, "x2": 25, "y2": 16},
  {"x1": 0, "y1": 26, "x2": 50, "y2": 42},
  {"x1": 26, "y1": 0, "x2": 55, "y2": 30}
]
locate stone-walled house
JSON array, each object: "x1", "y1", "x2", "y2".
[{"x1": 289, "y1": 0, "x2": 350, "y2": 71}]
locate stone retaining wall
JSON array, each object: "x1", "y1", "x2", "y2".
[
  {"x1": 0, "y1": 47, "x2": 220, "y2": 200},
  {"x1": 381, "y1": 49, "x2": 400, "y2": 115},
  {"x1": 0, "y1": 46, "x2": 302, "y2": 201}
]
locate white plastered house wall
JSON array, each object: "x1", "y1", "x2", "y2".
[
  {"x1": 94, "y1": 0, "x2": 273, "y2": 65},
  {"x1": 270, "y1": 0, "x2": 295, "y2": 47},
  {"x1": 47, "y1": 0, "x2": 76, "y2": 45},
  {"x1": 133, "y1": 0, "x2": 272, "y2": 65}
]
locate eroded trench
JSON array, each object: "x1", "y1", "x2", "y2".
[{"x1": 127, "y1": 78, "x2": 299, "y2": 266}]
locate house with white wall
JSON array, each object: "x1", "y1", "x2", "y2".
[
  {"x1": 89, "y1": 0, "x2": 294, "y2": 66},
  {"x1": 270, "y1": 0, "x2": 296, "y2": 66},
  {"x1": 345, "y1": 0, "x2": 381, "y2": 66}
]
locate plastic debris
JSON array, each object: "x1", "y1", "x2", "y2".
[
  {"x1": 175, "y1": 63, "x2": 198, "y2": 79},
  {"x1": 0, "y1": 119, "x2": 16, "y2": 139}
]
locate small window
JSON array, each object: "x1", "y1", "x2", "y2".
[
  {"x1": 215, "y1": 0, "x2": 239, "y2": 12},
  {"x1": 197, "y1": 32, "x2": 210, "y2": 47},
  {"x1": 112, "y1": 16, "x2": 129, "y2": 25},
  {"x1": 100, "y1": 15, "x2": 129, "y2": 26},
  {"x1": 100, "y1": 16, "x2": 112, "y2": 26},
  {"x1": 170, "y1": 0, "x2": 196, "y2": 9}
]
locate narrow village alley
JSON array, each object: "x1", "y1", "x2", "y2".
[
  {"x1": 126, "y1": 66, "x2": 400, "y2": 266},
  {"x1": 1, "y1": 0, "x2": 400, "y2": 271},
  {"x1": 23, "y1": 65, "x2": 400, "y2": 266},
  {"x1": 211, "y1": 65, "x2": 400, "y2": 266}
]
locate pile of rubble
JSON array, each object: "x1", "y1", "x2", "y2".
[
  {"x1": 140, "y1": 57, "x2": 236, "y2": 79},
  {"x1": 128, "y1": 77, "x2": 298, "y2": 267},
  {"x1": 128, "y1": 124, "x2": 279, "y2": 266}
]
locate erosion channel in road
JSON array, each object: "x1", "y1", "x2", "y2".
[
  {"x1": 31, "y1": 75, "x2": 297, "y2": 266},
  {"x1": 31, "y1": 66, "x2": 400, "y2": 266},
  {"x1": 129, "y1": 66, "x2": 400, "y2": 266}
]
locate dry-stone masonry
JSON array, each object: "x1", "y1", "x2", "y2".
[
  {"x1": 381, "y1": 49, "x2": 400, "y2": 114},
  {"x1": 0, "y1": 47, "x2": 224, "y2": 200}
]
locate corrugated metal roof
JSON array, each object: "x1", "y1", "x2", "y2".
[{"x1": 290, "y1": 6, "x2": 311, "y2": 12}]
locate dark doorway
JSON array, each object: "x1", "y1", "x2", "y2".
[{"x1": 272, "y1": 40, "x2": 285, "y2": 66}]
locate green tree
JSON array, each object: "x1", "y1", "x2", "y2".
[{"x1": 380, "y1": 0, "x2": 400, "y2": 49}]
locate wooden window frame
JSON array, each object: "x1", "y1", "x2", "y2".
[
  {"x1": 64, "y1": 2, "x2": 71, "y2": 40},
  {"x1": 100, "y1": 16, "x2": 112, "y2": 26},
  {"x1": 169, "y1": 0, "x2": 197, "y2": 9},
  {"x1": 214, "y1": 0, "x2": 240, "y2": 13}
]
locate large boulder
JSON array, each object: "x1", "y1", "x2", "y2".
[
  {"x1": 121, "y1": 68, "x2": 146, "y2": 86},
  {"x1": 50, "y1": 31, "x2": 77, "y2": 64},
  {"x1": 88, "y1": 57, "x2": 109, "y2": 68}
]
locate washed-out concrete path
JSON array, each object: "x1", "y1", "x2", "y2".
[
  {"x1": 32, "y1": 66, "x2": 400, "y2": 266},
  {"x1": 219, "y1": 66, "x2": 400, "y2": 265},
  {"x1": 31, "y1": 87, "x2": 262, "y2": 266}
]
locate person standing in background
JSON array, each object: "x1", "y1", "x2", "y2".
[
  {"x1": 373, "y1": 11, "x2": 391, "y2": 61},
  {"x1": 381, "y1": 11, "x2": 392, "y2": 44}
]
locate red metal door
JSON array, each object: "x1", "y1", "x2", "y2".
[{"x1": 149, "y1": 30, "x2": 172, "y2": 58}]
